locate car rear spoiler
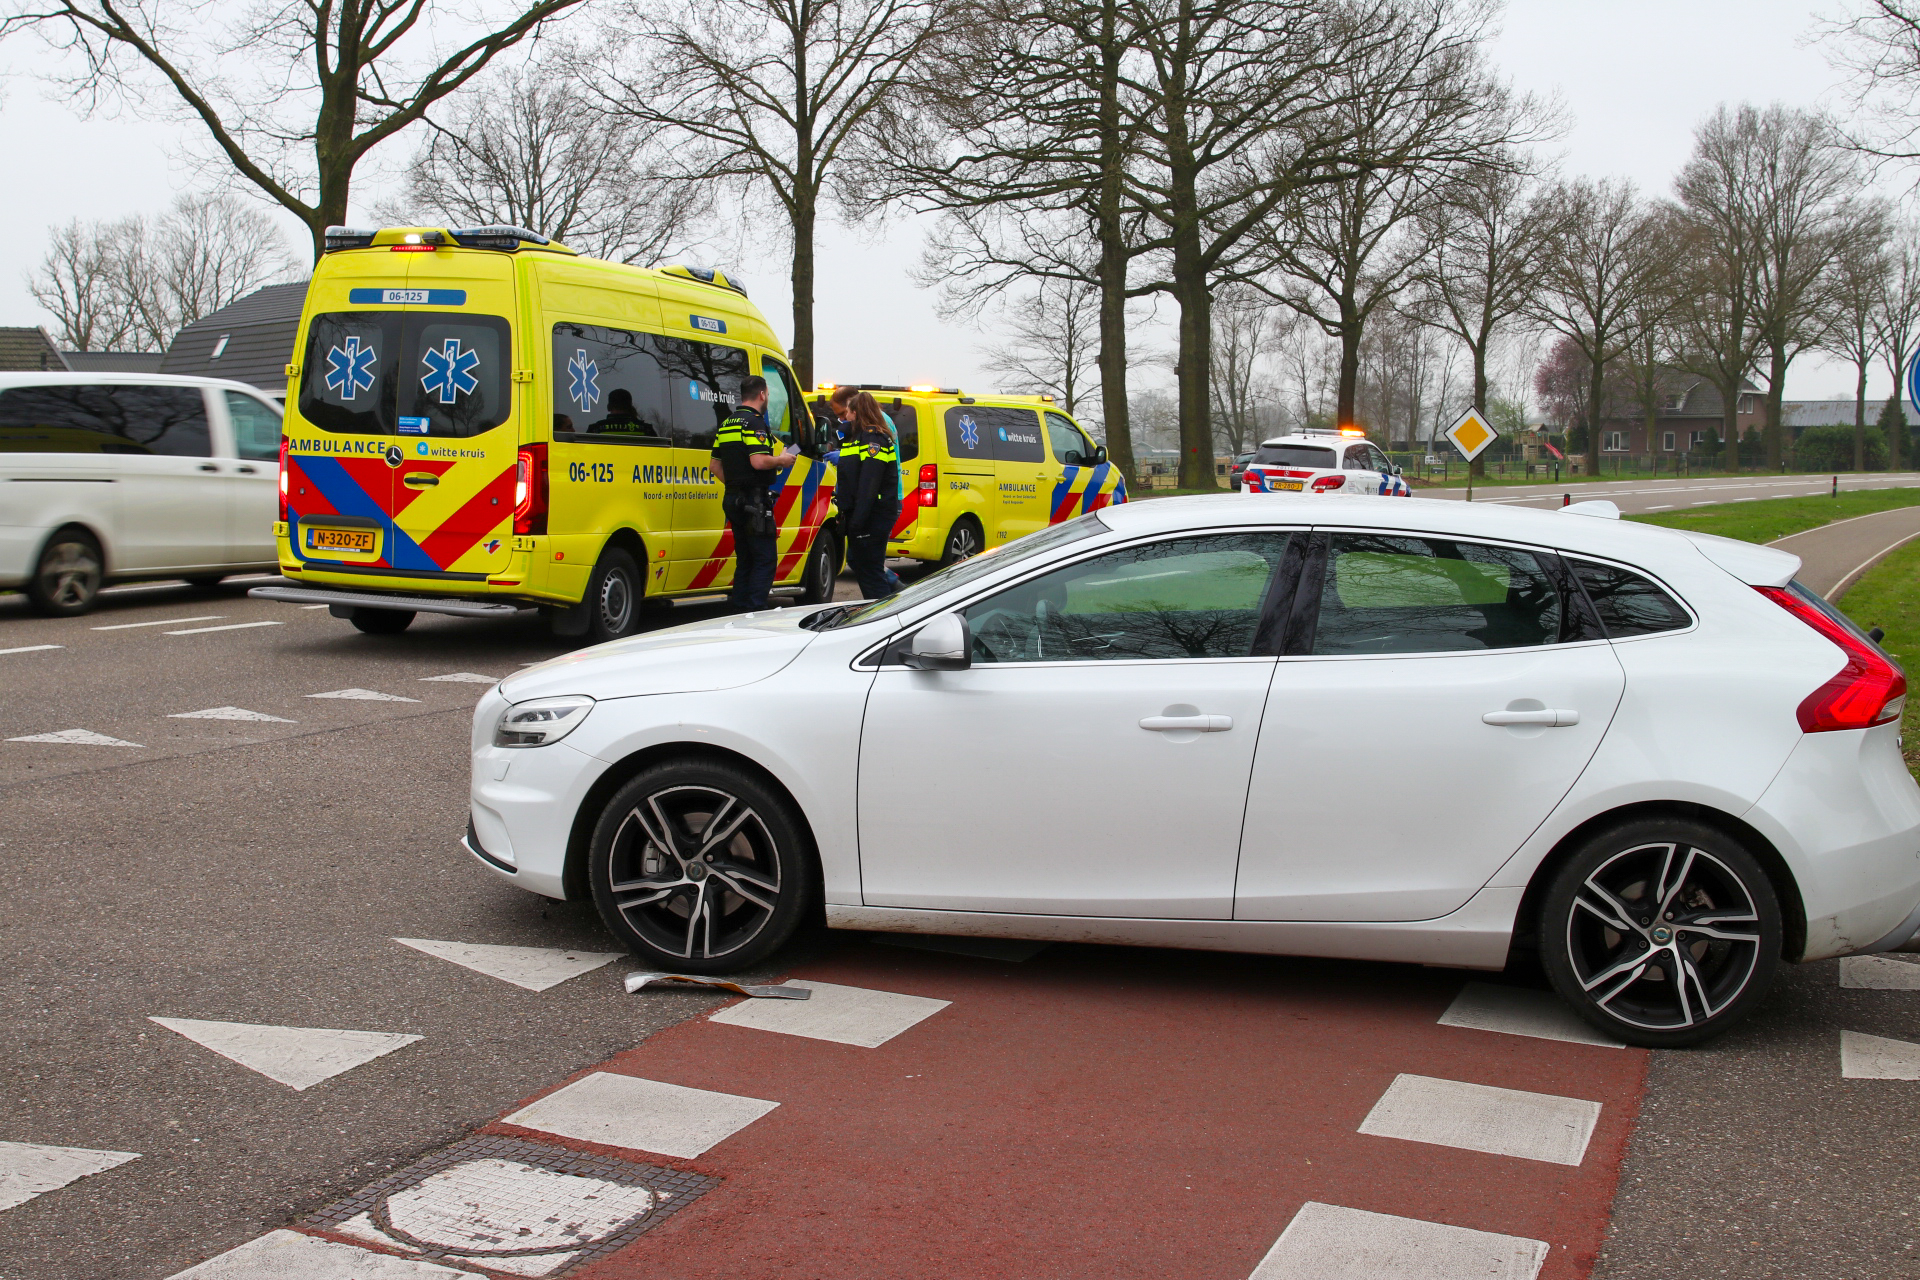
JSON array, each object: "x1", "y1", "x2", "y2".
[{"x1": 1673, "y1": 532, "x2": 1799, "y2": 588}]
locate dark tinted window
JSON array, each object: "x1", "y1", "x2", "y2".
[
  {"x1": 945, "y1": 406, "x2": 990, "y2": 463},
  {"x1": 552, "y1": 323, "x2": 671, "y2": 439},
  {"x1": 1311, "y1": 534, "x2": 1562, "y2": 655},
  {"x1": 0, "y1": 384, "x2": 209, "y2": 456},
  {"x1": 301, "y1": 311, "x2": 511, "y2": 438},
  {"x1": 302, "y1": 312, "x2": 391, "y2": 435},
  {"x1": 1570, "y1": 559, "x2": 1691, "y2": 637},
  {"x1": 890, "y1": 403, "x2": 919, "y2": 462},
  {"x1": 225, "y1": 391, "x2": 282, "y2": 460},
  {"x1": 963, "y1": 532, "x2": 1290, "y2": 662},
  {"x1": 1254, "y1": 443, "x2": 1336, "y2": 468},
  {"x1": 946, "y1": 406, "x2": 1042, "y2": 463},
  {"x1": 657, "y1": 338, "x2": 749, "y2": 449}
]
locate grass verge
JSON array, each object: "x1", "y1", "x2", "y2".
[
  {"x1": 1839, "y1": 538, "x2": 1920, "y2": 779},
  {"x1": 1626, "y1": 487, "x2": 1920, "y2": 544}
]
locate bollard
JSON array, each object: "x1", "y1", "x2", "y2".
[
  {"x1": 1562, "y1": 492, "x2": 1571, "y2": 507},
  {"x1": 1833, "y1": 475, "x2": 1839, "y2": 497}
]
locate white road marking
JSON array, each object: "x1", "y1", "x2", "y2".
[
  {"x1": 1249, "y1": 1202, "x2": 1548, "y2": 1280},
  {"x1": 166, "y1": 621, "x2": 284, "y2": 635},
  {"x1": 1840, "y1": 955, "x2": 1920, "y2": 989},
  {"x1": 0, "y1": 1141, "x2": 139, "y2": 1213},
  {"x1": 306, "y1": 688, "x2": 420, "y2": 702},
  {"x1": 91, "y1": 615, "x2": 224, "y2": 630},
  {"x1": 709, "y1": 979, "x2": 950, "y2": 1048},
  {"x1": 1437, "y1": 982, "x2": 1623, "y2": 1048},
  {"x1": 393, "y1": 938, "x2": 621, "y2": 992},
  {"x1": 148, "y1": 1017, "x2": 422, "y2": 1091},
  {"x1": 1357, "y1": 1073, "x2": 1600, "y2": 1166},
  {"x1": 301, "y1": 604, "x2": 330, "y2": 609},
  {"x1": 1692, "y1": 501, "x2": 1716, "y2": 505},
  {"x1": 501, "y1": 1071, "x2": 777, "y2": 1159},
  {"x1": 332, "y1": 1159, "x2": 657, "y2": 1276},
  {"x1": 1841, "y1": 1029, "x2": 1920, "y2": 1079},
  {"x1": 419, "y1": 672, "x2": 501, "y2": 684},
  {"x1": 868, "y1": 932, "x2": 1048, "y2": 962},
  {"x1": 0, "y1": 645, "x2": 63, "y2": 656},
  {"x1": 7, "y1": 729, "x2": 141, "y2": 747},
  {"x1": 1646, "y1": 504, "x2": 1674, "y2": 510},
  {"x1": 1826, "y1": 528, "x2": 1920, "y2": 600},
  {"x1": 169, "y1": 707, "x2": 296, "y2": 723},
  {"x1": 165, "y1": 1229, "x2": 483, "y2": 1278}
]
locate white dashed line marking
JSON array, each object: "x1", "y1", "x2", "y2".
[
  {"x1": 419, "y1": 672, "x2": 501, "y2": 684},
  {"x1": 1357, "y1": 1074, "x2": 1600, "y2": 1166},
  {"x1": 1841, "y1": 1029, "x2": 1920, "y2": 1079},
  {"x1": 0, "y1": 1141, "x2": 140, "y2": 1213},
  {"x1": 393, "y1": 938, "x2": 621, "y2": 992},
  {"x1": 166, "y1": 621, "x2": 285, "y2": 635},
  {"x1": 0, "y1": 645, "x2": 63, "y2": 656},
  {"x1": 1840, "y1": 955, "x2": 1920, "y2": 989},
  {"x1": 708, "y1": 979, "x2": 951, "y2": 1047},
  {"x1": 300, "y1": 604, "x2": 330, "y2": 609},
  {"x1": 502, "y1": 1072, "x2": 778, "y2": 1159},
  {"x1": 1646, "y1": 504, "x2": 1674, "y2": 510},
  {"x1": 1249, "y1": 1202, "x2": 1548, "y2": 1280},
  {"x1": 148, "y1": 1017, "x2": 423, "y2": 1091},
  {"x1": 91, "y1": 615, "x2": 224, "y2": 630},
  {"x1": 169, "y1": 707, "x2": 296, "y2": 723},
  {"x1": 6, "y1": 728, "x2": 141, "y2": 747},
  {"x1": 1437, "y1": 982, "x2": 1623, "y2": 1047},
  {"x1": 165, "y1": 1229, "x2": 483, "y2": 1278},
  {"x1": 306, "y1": 688, "x2": 420, "y2": 702}
]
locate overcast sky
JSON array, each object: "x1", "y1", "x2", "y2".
[{"x1": 0, "y1": 0, "x2": 1897, "y2": 403}]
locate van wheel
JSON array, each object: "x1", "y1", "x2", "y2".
[
  {"x1": 939, "y1": 517, "x2": 983, "y2": 567},
  {"x1": 587, "y1": 548, "x2": 641, "y2": 643},
  {"x1": 27, "y1": 530, "x2": 103, "y2": 616},
  {"x1": 349, "y1": 608, "x2": 415, "y2": 634},
  {"x1": 798, "y1": 530, "x2": 839, "y2": 605}
]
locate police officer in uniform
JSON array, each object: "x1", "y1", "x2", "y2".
[
  {"x1": 841, "y1": 390, "x2": 902, "y2": 598},
  {"x1": 707, "y1": 376, "x2": 796, "y2": 611}
]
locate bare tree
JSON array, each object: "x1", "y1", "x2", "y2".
[
  {"x1": 1821, "y1": 3, "x2": 1920, "y2": 180},
  {"x1": 976, "y1": 275, "x2": 1103, "y2": 413},
  {"x1": 386, "y1": 60, "x2": 707, "y2": 263},
  {"x1": 28, "y1": 218, "x2": 138, "y2": 351},
  {"x1": 1875, "y1": 223, "x2": 1920, "y2": 469},
  {"x1": 1209, "y1": 284, "x2": 1285, "y2": 455},
  {"x1": 1827, "y1": 209, "x2": 1894, "y2": 470},
  {"x1": 583, "y1": 0, "x2": 947, "y2": 386},
  {"x1": 5, "y1": 0, "x2": 588, "y2": 258}
]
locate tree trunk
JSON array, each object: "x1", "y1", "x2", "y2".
[
  {"x1": 789, "y1": 189, "x2": 817, "y2": 388},
  {"x1": 1335, "y1": 298, "x2": 1362, "y2": 431},
  {"x1": 1585, "y1": 355, "x2": 1604, "y2": 477},
  {"x1": 1855, "y1": 359, "x2": 1867, "y2": 472},
  {"x1": 1468, "y1": 346, "x2": 1487, "y2": 479},
  {"x1": 1172, "y1": 264, "x2": 1214, "y2": 488},
  {"x1": 1722, "y1": 383, "x2": 1740, "y2": 473},
  {"x1": 1764, "y1": 343, "x2": 1786, "y2": 470},
  {"x1": 1093, "y1": 0, "x2": 1133, "y2": 481}
]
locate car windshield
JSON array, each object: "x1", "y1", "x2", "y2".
[
  {"x1": 812, "y1": 511, "x2": 1111, "y2": 629},
  {"x1": 1254, "y1": 444, "x2": 1335, "y2": 468}
]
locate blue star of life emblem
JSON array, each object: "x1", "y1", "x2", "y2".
[
  {"x1": 567, "y1": 348, "x2": 601, "y2": 412},
  {"x1": 324, "y1": 335, "x2": 377, "y2": 400},
  {"x1": 959, "y1": 414, "x2": 979, "y2": 450},
  {"x1": 420, "y1": 338, "x2": 480, "y2": 405}
]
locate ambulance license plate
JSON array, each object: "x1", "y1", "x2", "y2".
[
  {"x1": 307, "y1": 527, "x2": 377, "y2": 554},
  {"x1": 1270, "y1": 480, "x2": 1304, "y2": 491}
]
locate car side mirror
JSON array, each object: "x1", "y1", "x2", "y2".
[
  {"x1": 1094, "y1": 444, "x2": 1108, "y2": 463},
  {"x1": 1391, "y1": 464, "x2": 1403, "y2": 476},
  {"x1": 902, "y1": 613, "x2": 971, "y2": 670}
]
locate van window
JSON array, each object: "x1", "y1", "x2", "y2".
[
  {"x1": 300, "y1": 311, "x2": 511, "y2": 438},
  {"x1": 945, "y1": 406, "x2": 1042, "y2": 464},
  {"x1": 1045, "y1": 412, "x2": 1096, "y2": 465},
  {"x1": 1254, "y1": 443, "x2": 1336, "y2": 468},
  {"x1": 657, "y1": 338, "x2": 749, "y2": 449},
  {"x1": 761, "y1": 357, "x2": 805, "y2": 445},
  {"x1": 225, "y1": 391, "x2": 282, "y2": 460},
  {"x1": 0, "y1": 384, "x2": 210, "y2": 456},
  {"x1": 552, "y1": 323, "x2": 671, "y2": 439},
  {"x1": 890, "y1": 403, "x2": 919, "y2": 462}
]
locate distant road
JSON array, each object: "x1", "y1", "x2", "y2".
[{"x1": 1423, "y1": 470, "x2": 1920, "y2": 516}]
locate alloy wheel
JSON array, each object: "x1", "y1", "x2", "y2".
[
  {"x1": 38, "y1": 540, "x2": 101, "y2": 609},
  {"x1": 1564, "y1": 840, "x2": 1764, "y2": 1033},
  {"x1": 946, "y1": 522, "x2": 981, "y2": 563},
  {"x1": 604, "y1": 785, "x2": 784, "y2": 961}
]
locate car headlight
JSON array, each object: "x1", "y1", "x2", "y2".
[{"x1": 493, "y1": 695, "x2": 595, "y2": 748}]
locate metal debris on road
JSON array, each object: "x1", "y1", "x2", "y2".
[{"x1": 624, "y1": 972, "x2": 811, "y2": 999}]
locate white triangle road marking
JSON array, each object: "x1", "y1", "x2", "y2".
[
  {"x1": 169, "y1": 707, "x2": 296, "y2": 723},
  {"x1": 394, "y1": 938, "x2": 622, "y2": 992},
  {"x1": 149, "y1": 1017, "x2": 422, "y2": 1090},
  {"x1": 0, "y1": 1141, "x2": 140, "y2": 1213},
  {"x1": 165, "y1": 1229, "x2": 485, "y2": 1278},
  {"x1": 7, "y1": 729, "x2": 142, "y2": 747},
  {"x1": 1841, "y1": 1029, "x2": 1920, "y2": 1080},
  {"x1": 419, "y1": 672, "x2": 501, "y2": 684},
  {"x1": 305, "y1": 688, "x2": 420, "y2": 702}
]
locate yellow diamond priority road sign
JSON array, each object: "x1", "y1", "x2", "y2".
[{"x1": 1445, "y1": 407, "x2": 1498, "y2": 461}]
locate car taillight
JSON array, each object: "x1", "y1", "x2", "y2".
[
  {"x1": 918, "y1": 462, "x2": 938, "y2": 507},
  {"x1": 1310, "y1": 474, "x2": 1345, "y2": 493},
  {"x1": 1757, "y1": 585, "x2": 1907, "y2": 732},
  {"x1": 277, "y1": 436, "x2": 290, "y2": 520},
  {"x1": 514, "y1": 443, "x2": 548, "y2": 535}
]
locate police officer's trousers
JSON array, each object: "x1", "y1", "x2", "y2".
[
  {"x1": 847, "y1": 499, "x2": 901, "y2": 600},
  {"x1": 723, "y1": 489, "x2": 778, "y2": 611}
]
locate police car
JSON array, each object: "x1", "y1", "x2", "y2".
[{"x1": 1241, "y1": 428, "x2": 1412, "y2": 497}]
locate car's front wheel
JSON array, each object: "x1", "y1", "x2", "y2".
[
  {"x1": 588, "y1": 760, "x2": 816, "y2": 972},
  {"x1": 1540, "y1": 818, "x2": 1780, "y2": 1047},
  {"x1": 28, "y1": 529, "x2": 103, "y2": 616}
]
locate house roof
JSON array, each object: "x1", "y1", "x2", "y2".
[
  {"x1": 1779, "y1": 399, "x2": 1920, "y2": 427},
  {"x1": 0, "y1": 327, "x2": 70, "y2": 371},
  {"x1": 59, "y1": 350, "x2": 166, "y2": 374},
  {"x1": 159, "y1": 281, "x2": 308, "y2": 393}
]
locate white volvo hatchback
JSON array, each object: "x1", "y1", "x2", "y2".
[{"x1": 467, "y1": 494, "x2": 1920, "y2": 1046}]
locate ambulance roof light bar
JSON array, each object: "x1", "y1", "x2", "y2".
[{"x1": 660, "y1": 263, "x2": 750, "y2": 298}]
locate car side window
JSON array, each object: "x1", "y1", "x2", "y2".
[
  {"x1": 1368, "y1": 444, "x2": 1393, "y2": 472},
  {"x1": 1343, "y1": 446, "x2": 1370, "y2": 470},
  {"x1": 552, "y1": 323, "x2": 672, "y2": 440},
  {"x1": 1310, "y1": 534, "x2": 1562, "y2": 655},
  {"x1": 962, "y1": 532, "x2": 1292, "y2": 663},
  {"x1": 657, "y1": 337, "x2": 749, "y2": 449},
  {"x1": 0, "y1": 384, "x2": 214, "y2": 457},
  {"x1": 1568, "y1": 559, "x2": 1691, "y2": 637},
  {"x1": 225, "y1": 392, "x2": 282, "y2": 461},
  {"x1": 1045, "y1": 411, "x2": 1095, "y2": 465}
]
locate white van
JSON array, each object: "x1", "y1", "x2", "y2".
[{"x1": 0, "y1": 373, "x2": 285, "y2": 614}]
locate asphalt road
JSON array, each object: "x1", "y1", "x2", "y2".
[{"x1": 1424, "y1": 469, "x2": 1920, "y2": 516}]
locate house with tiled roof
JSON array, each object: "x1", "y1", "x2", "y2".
[
  {"x1": 0, "y1": 327, "x2": 70, "y2": 371},
  {"x1": 159, "y1": 281, "x2": 307, "y2": 394},
  {"x1": 58, "y1": 351, "x2": 166, "y2": 373},
  {"x1": 1594, "y1": 372, "x2": 1765, "y2": 455}
]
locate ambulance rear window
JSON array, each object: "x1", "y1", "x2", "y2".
[
  {"x1": 301, "y1": 311, "x2": 512, "y2": 438},
  {"x1": 1254, "y1": 443, "x2": 1335, "y2": 468}
]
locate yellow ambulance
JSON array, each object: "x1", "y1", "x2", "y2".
[
  {"x1": 251, "y1": 226, "x2": 841, "y2": 641},
  {"x1": 810, "y1": 384, "x2": 1127, "y2": 565}
]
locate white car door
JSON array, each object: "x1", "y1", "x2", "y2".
[
  {"x1": 858, "y1": 529, "x2": 1298, "y2": 918},
  {"x1": 1235, "y1": 530, "x2": 1624, "y2": 922},
  {"x1": 219, "y1": 390, "x2": 283, "y2": 565},
  {"x1": 99, "y1": 384, "x2": 229, "y2": 572}
]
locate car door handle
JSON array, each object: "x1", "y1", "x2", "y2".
[
  {"x1": 198, "y1": 462, "x2": 219, "y2": 472},
  {"x1": 1483, "y1": 709, "x2": 1580, "y2": 727},
  {"x1": 1140, "y1": 714, "x2": 1233, "y2": 732},
  {"x1": 235, "y1": 465, "x2": 258, "y2": 474}
]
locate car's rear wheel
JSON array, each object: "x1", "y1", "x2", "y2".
[
  {"x1": 27, "y1": 530, "x2": 103, "y2": 616},
  {"x1": 586, "y1": 548, "x2": 640, "y2": 644},
  {"x1": 939, "y1": 517, "x2": 983, "y2": 567},
  {"x1": 588, "y1": 760, "x2": 816, "y2": 972},
  {"x1": 348, "y1": 607, "x2": 415, "y2": 634},
  {"x1": 797, "y1": 529, "x2": 840, "y2": 605},
  {"x1": 1540, "y1": 818, "x2": 1780, "y2": 1047},
  {"x1": 185, "y1": 573, "x2": 228, "y2": 588}
]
